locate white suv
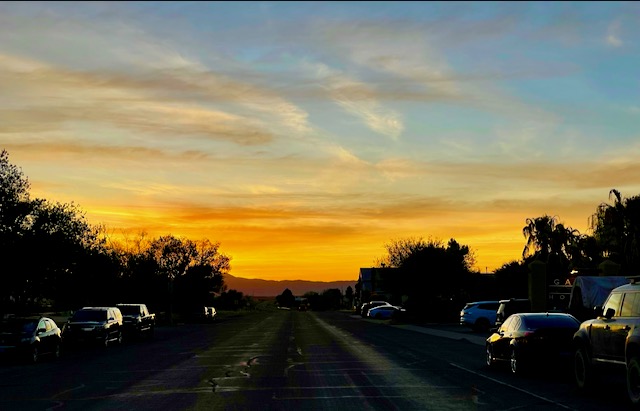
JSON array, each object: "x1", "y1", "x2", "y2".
[{"x1": 459, "y1": 300, "x2": 499, "y2": 331}]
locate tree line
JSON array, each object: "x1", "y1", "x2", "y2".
[
  {"x1": 355, "y1": 191, "x2": 640, "y2": 321},
  {"x1": 3, "y1": 148, "x2": 640, "y2": 320},
  {"x1": 0, "y1": 150, "x2": 251, "y2": 318}
]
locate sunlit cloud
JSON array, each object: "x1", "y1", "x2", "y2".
[
  {"x1": 310, "y1": 63, "x2": 404, "y2": 140},
  {"x1": 606, "y1": 20, "x2": 623, "y2": 47},
  {"x1": 1, "y1": 2, "x2": 638, "y2": 281}
]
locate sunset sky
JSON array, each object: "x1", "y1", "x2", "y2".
[{"x1": 1, "y1": 2, "x2": 639, "y2": 282}]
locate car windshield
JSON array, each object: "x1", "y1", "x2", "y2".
[
  {"x1": 0, "y1": 319, "x2": 38, "y2": 334},
  {"x1": 117, "y1": 306, "x2": 140, "y2": 315},
  {"x1": 71, "y1": 310, "x2": 106, "y2": 322},
  {"x1": 521, "y1": 315, "x2": 578, "y2": 329}
]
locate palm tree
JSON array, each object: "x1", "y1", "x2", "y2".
[
  {"x1": 522, "y1": 215, "x2": 558, "y2": 260},
  {"x1": 522, "y1": 215, "x2": 578, "y2": 268}
]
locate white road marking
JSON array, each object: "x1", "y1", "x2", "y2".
[
  {"x1": 450, "y1": 363, "x2": 575, "y2": 410},
  {"x1": 51, "y1": 384, "x2": 86, "y2": 398}
]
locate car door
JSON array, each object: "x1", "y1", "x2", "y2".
[
  {"x1": 106, "y1": 309, "x2": 117, "y2": 341},
  {"x1": 591, "y1": 291, "x2": 622, "y2": 361},
  {"x1": 610, "y1": 292, "x2": 639, "y2": 362},
  {"x1": 491, "y1": 316, "x2": 515, "y2": 360},
  {"x1": 46, "y1": 319, "x2": 60, "y2": 352},
  {"x1": 36, "y1": 319, "x2": 51, "y2": 354}
]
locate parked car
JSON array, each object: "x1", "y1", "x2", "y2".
[
  {"x1": 573, "y1": 276, "x2": 640, "y2": 404},
  {"x1": 0, "y1": 316, "x2": 62, "y2": 363},
  {"x1": 486, "y1": 312, "x2": 580, "y2": 375},
  {"x1": 367, "y1": 305, "x2": 406, "y2": 320},
  {"x1": 495, "y1": 298, "x2": 531, "y2": 327},
  {"x1": 459, "y1": 300, "x2": 499, "y2": 331},
  {"x1": 116, "y1": 304, "x2": 155, "y2": 340},
  {"x1": 360, "y1": 301, "x2": 391, "y2": 318},
  {"x1": 63, "y1": 307, "x2": 123, "y2": 348},
  {"x1": 205, "y1": 307, "x2": 217, "y2": 321}
]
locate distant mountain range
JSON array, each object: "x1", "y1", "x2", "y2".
[{"x1": 223, "y1": 273, "x2": 357, "y2": 297}]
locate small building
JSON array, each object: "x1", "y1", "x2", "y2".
[{"x1": 357, "y1": 267, "x2": 398, "y2": 306}]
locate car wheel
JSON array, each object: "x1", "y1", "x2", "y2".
[
  {"x1": 486, "y1": 345, "x2": 495, "y2": 367},
  {"x1": 574, "y1": 345, "x2": 593, "y2": 390},
  {"x1": 510, "y1": 348, "x2": 525, "y2": 375},
  {"x1": 627, "y1": 356, "x2": 640, "y2": 404}
]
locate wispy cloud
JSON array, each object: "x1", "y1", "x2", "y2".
[
  {"x1": 309, "y1": 63, "x2": 404, "y2": 140},
  {"x1": 1, "y1": 2, "x2": 639, "y2": 280},
  {"x1": 0, "y1": 53, "x2": 319, "y2": 146},
  {"x1": 606, "y1": 20, "x2": 623, "y2": 47}
]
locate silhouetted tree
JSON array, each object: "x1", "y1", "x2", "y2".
[
  {"x1": 0, "y1": 150, "x2": 235, "y2": 315},
  {"x1": 522, "y1": 214, "x2": 580, "y2": 277},
  {"x1": 345, "y1": 286, "x2": 354, "y2": 309},
  {"x1": 303, "y1": 291, "x2": 321, "y2": 310},
  {"x1": 276, "y1": 288, "x2": 295, "y2": 308},
  {"x1": 591, "y1": 189, "x2": 640, "y2": 273},
  {"x1": 377, "y1": 237, "x2": 430, "y2": 268},
  {"x1": 376, "y1": 236, "x2": 476, "y2": 321},
  {"x1": 322, "y1": 288, "x2": 342, "y2": 310},
  {"x1": 214, "y1": 289, "x2": 245, "y2": 310},
  {"x1": 0, "y1": 150, "x2": 111, "y2": 312},
  {"x1": 146, "y1": 236, "x2": 197, "y2": 323}
]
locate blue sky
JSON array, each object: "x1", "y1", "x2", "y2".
[{"x1": 1, "y1": 1, "x2": 639, "y2": 281}]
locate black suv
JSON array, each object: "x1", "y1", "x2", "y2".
[
  {"x1": 63, "y1": 307, "x2": 123, "y2": 348},
  {"x1": 573, "y1": 277, "x2": 640, "y2": 405},
  {"x1": 495, "y1": 298, "x2": 531, "y2": 327}
]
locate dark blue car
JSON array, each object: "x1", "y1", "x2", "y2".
[
  {"x1": 0, "y1": 316, "x2": 62, "y2": 363},
  {"x1": 485, "y1": 312, "x2": 580, "y2": 375}
]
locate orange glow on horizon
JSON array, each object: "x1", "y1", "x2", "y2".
[{"x1": 75, "y1": 200, "x2": 581, "y2": 282}]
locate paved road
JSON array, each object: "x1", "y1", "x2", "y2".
[{"x1": 0, "y1": 309, "x2": 633, "y2": 410}]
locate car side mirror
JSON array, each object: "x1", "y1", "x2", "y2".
[{"x1": 605, "y1": 308, "x2": 615, "y2": 319}]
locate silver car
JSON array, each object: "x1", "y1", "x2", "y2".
[{"x1": 459, "y1": 300, "x2": 499, "y2": 331}]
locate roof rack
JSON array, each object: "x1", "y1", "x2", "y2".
[{"x1": 627, "y1": 275, "x2": 640, "y2": 284}]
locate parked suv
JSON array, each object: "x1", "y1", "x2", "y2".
[
  {"x1": 460, "y1": 300, "x2": 499, "y2": 331},
  {"x1": 573, "y1": 277, "x2": 640, "y2": 405},
  {"x1": 495, "y1": 298, "x2": 531, "y2": 327},
  {"x1": 63, "y1": 307, "x2": 123, "y2": 348}
]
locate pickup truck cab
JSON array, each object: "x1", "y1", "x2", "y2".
[
  {"x1": 573, "y1": 276, "x2": 640, "y2": 405},
  {"x1": 116, "y1": 304, "x2": 155, "y2": 340}
]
